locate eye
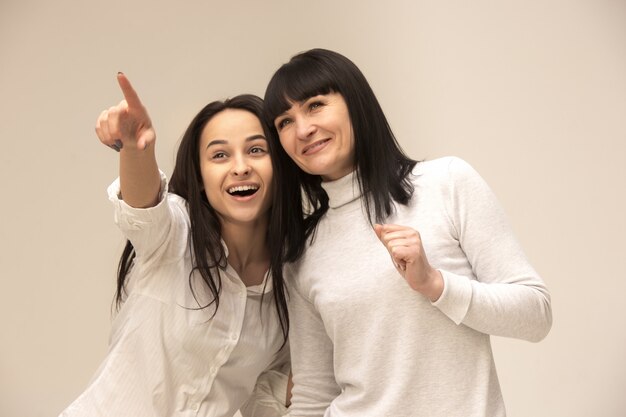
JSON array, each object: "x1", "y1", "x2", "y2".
[
  {"x1": 211, "y1": 151, "x2": 228, "y2": 160},
  {"x1": 249, "y1": 146, "x2": 267, "y2": 155},
  {"x1": 309, "y1": 100, "x2": 324, "y2": 111},
  {"x1": 276, "y1": 118, "x2": 292, "y2": 131}
]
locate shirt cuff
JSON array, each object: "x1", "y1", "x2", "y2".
[
  {"x1": 106, "y1": 171, "x2": 169, "y2": 231},
  {"x1": 431, "y1": 270, "x2": 473, "y2": 325}
]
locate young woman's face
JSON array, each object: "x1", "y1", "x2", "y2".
[
  {"x1": 199, "y1": 109, "x2": 273, "y2": 226},
  {"x1": 274, "y1": 92, "x2": 355, "y2": 181}
]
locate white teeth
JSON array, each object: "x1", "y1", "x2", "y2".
[{"x1": 227, "y1": 185, "x2": 259, "y2": 194}]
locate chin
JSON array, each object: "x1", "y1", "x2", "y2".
[{"x1": 299, "y1": 163, "x2": 328, "y2": 177}]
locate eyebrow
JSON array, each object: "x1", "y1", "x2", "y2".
[
  {"x1": 206, "y1": 134, "x2": 266, "y2": 149},
  {"x1": 275, "y1": 95, "x2": 322, "y2": 119}
]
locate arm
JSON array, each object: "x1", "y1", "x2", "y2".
[
  {"x1": 95, "y1": 73, "x2": 160, "y2": 208},
  {"x1": 376, "y1": 157, "x2": 552, "y2": 342},
  {"x1": 100, "y1": 74, "x2": 185, "y2": 262},
  {"x1": 437, "y1": 157, "x2": 552, "y2": 341},
  {"x1": 285, "y1": 281, "x2": 341, "y2": 417}
]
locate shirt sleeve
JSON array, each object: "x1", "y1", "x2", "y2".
[
  {"x1": 107, "y1": 171, "x2": 189, "y2": 264},
  {"x1": 432, "y1": 157, "x2": 553, "y2": 342},
  {"x1": 239, "y1": 340, "x2": 291, "y2": 417},
  {"x1": 283, "y1": 277, "x2": 341, "y2": 417}
]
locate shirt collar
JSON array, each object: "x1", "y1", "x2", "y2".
[
  {"x1": 320, "y1": 163, "x2": 424, "y2": 209},
  {"x1": 321, "y1": 170, "x2": 362, "y2": 209},
  {"x1": 246, "y1": 270, "x2": 273, "y2": 295}
]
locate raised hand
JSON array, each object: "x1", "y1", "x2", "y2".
[
  {"x1": 95, "y1": 73, "x2": 160, "y2": 208},
  {"x1": 373, "y1": 224, "x2": 444, "y2": 301},
  {"x1": 95, "y1": 73, "x2": 155, "y2": 152}
]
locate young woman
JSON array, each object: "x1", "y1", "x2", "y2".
[
  {"x1": 264, "y1": 49, "x2": 553, "y2": 417},
  {"x1": 60, "y1": 74, "x2": 290, "y2": 417}
]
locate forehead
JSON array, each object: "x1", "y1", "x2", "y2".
[{"x1": 200, "y1": 109, "x2": 264, "y2": 143}]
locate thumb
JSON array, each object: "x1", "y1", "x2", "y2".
[{"x1": 373, "y1": 223, "x2": 384, "y2": 240}]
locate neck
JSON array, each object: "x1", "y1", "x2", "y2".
[{"x1": 220, "y1": 216, "x2": 270, "y2": 286}]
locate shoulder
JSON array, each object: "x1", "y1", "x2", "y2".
[
  {"x1": 406, "y1": 157, "x2": 491, "y2": 210},
  {"x1": 413, "y1": 156, "x2": 474, "y2": 175},
  {"x1": 412, "y1": 156, "x2": 482, "y2": 186}
]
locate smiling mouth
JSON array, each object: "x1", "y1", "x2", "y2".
[
  {"x1": 227, "y1": 184, "x2": 259, "y2": 197},
  {"x1": 302, "y1": 139, "x2": 331, "y2": 155}
]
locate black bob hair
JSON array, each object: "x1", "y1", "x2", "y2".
[{"x1": 264, "y1": 48, "x2": 418, "y2": 262}]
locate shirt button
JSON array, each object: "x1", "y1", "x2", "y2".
[
  {"x1": 191, "y1": 403, "x2": 200, "y2": 411},
  {"x1": 210, "y1": 366, "x2": 217, "y2": 375},
  {"x1": 231, "y1": 333, "x2": 238, "y2": 341}
]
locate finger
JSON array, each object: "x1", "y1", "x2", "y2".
[
  {"x1": 136, "y1": 132, "x2": 151, "y2": 151},
  {"x1": 388, "y1": 247, "x2": 408, "y2": 272},
  {"x1": 390, "y1": 244, "x2": 412, "y2": 261},
  {"x1": 108, "y1": 143, "x2": 122, "y2": 152},
  {"x1": 377, "y1": 223, "x2": 410, "y2": 233},
  {"x1": 99, "y1": 109, "x2": 113, "y2": 144},
  {"x1": 95, "y1": 110, "x2": 109, "y2": 142},
  {"x1": 96, "y1": 110, "x2": 122, "y2": 152},
  {"x1": 386, "y1": 240, "x2": 414, "y2": 253},
  {"x1": 380, "y1": 230, "x2": 412, "y2": 241},
  {"x1": 373, "y1": 224, "x2": 384, "y2": 240},
  {"x1": 375, "y1": 223, "x2": 411, "y2": 241},
  {"x1": 106, "y1": 104, "x2": 123, "y2": 142},
  {"x1": 116, "y1": 72, "x2": 143, "y2": 109},
  {"x1": 379, "y1": 232, "x2": 418, "y2": 249},
  {"x1": 376, "y1": 224, "x2": 410, "y2": 242},
  {"x1": 102, "y1": 106, "x2": 126, "y2": 150}
]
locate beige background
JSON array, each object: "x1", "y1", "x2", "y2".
[{"x1": 1, "y1": 0, "x2": 625, "y2": 416}]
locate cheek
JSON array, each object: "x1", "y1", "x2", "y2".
[
  {"x1": 200, "y1": 170, "x2": 219, "y2": 202},
  {"x1": 279, "y1": 133, "x2": 297, "y2": 158},
  {"x1": 260, "y1": 161, "x2": 274, "y2": 188}
]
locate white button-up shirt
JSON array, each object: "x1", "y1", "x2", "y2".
[{"x1": 59, "y1": 174, "x2": 289, "y2": 417}]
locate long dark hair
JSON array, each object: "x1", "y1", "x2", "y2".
[
  {"x1": 115, "y1": 94, "x2": 289, "y2": 345},
  {"x1": 264, "y1": 48, "x2": 418, "y2": 261}
]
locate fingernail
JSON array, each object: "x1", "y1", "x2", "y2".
[
  {"x1": 115, "y1": 139, "x2": 123, "y2": 149},
  {"x1": 117, "y1": 71, "x2": 124, "y2": 75},
  {"x1": 109, "y1": 144, "x2": 121, "y2": 152}
]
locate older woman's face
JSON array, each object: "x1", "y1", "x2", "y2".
[{"x1": 273, "y1": 92, "x2": 355, "y2": 181}]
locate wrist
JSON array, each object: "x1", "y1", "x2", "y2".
[{"x1": 417, "y1": 268, "x2": 444, "y2": 302}]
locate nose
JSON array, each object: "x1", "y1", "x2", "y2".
[
  {"x1": 231, "y1": 155, "x2": 251, "y2": 176},
  {"x1": 295, "y1": 116, "x2": 316, "y2": 140}
]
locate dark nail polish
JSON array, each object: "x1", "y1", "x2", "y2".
[
  {"x1": 109, "y1": 144, "x2": 121, "y2": 152},
  {"x1": 115, "y1": 139, "x2": 123, "y2": 149}
]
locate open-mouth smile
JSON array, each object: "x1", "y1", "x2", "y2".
[{"x1": 227, "y1": 184, "x2": 259, "y2": 198}]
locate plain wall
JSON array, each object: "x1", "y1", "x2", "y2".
[{"x1": 1, "y1": 0, "x2": 624, "y2": 416}]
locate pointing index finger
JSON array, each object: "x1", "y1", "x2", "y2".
[{"x1": 116, "y1": 72, "x2": 143, "y2": 109}]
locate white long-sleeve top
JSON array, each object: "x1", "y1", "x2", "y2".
[
  {"x1": 286, "y1": 157, "x2": 552, "y2": 417},
  {"x1": 59, "y1": 173, "x2": 289, "y2": 417}
]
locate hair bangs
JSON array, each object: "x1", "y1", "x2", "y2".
[{"x1": 264, "y1": 56, "x2": 338, "y2": 123}]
